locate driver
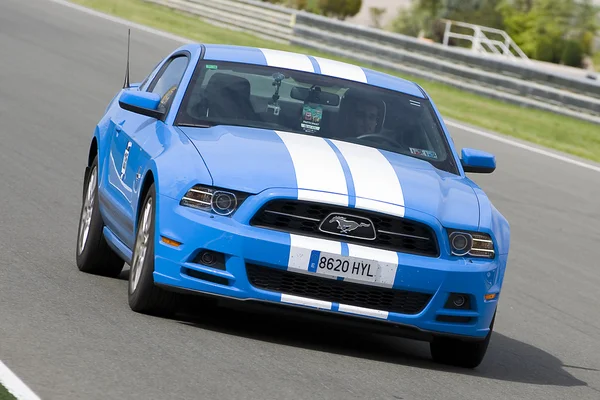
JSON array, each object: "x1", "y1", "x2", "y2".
[
  {"x1": 350, "y1": 100, "x2": 379, "y2": 136},
  {"x1": 336, "y1": 89, "x2": 385, "y2": 139}
]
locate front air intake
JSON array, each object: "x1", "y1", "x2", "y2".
[{"x1": 246, "y1": 264, "x2": 433, "y2": 315}]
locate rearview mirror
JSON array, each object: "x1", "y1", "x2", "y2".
[
  {"x1": 290, "y1": 86, "x2": 340, "y2": 106},
  {"x1": 118, "y1": 91, "x2": 164, "y2": 120},
  {"x1": 461, "y1": 148, "x2": 496, "y2": 174}
]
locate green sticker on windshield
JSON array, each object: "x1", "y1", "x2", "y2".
[
  {"x1": 300, "y1": 104, "x2": 323, "y2": 133},
  {"x1": 205, "y1": 65, "x2": 218, "y2": 70}
]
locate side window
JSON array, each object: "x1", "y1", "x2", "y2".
[
  {"x1": 148, "y1": 56, "x2": 189, "y2": 113},
  {"x1": 138, "y1": 60, "x2": 162, "y2": 92}
]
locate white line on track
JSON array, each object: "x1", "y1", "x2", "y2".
[
  {"x1": 47, "y1": 0, "x2": 600, "y2": 174},
  {"x1": 0, "y1": 361, "x2": 42, "y2": 400}
]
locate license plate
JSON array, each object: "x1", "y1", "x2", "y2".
[{"x1": 308, "y1": 250, "x2": 380, "y2": 282}]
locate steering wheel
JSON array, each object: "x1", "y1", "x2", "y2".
[{"x1": 356, "y1": 134, "x2": 401, "y2": 149}]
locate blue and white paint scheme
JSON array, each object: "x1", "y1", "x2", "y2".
[{"x1": 81, "y1": 43, "x2": 510, "y2": 348}]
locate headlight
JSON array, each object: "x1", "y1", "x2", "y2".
[
  {"x1": 448, "y1": 229, "x2": 495, "y2": 259},
  {"x1": 180, "y1": 185, "x2": 248, "y2": 216}
]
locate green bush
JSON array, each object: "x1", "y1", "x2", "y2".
[
  {"x1": 561, "y1": 40, "x2": 584, "y2": 67},
  {"x1": 390, "y1": 0, "x2": 438, "y2": 39},
  {"x1": 390, "y1": 6, "x2": 425, "y2": 37},
  {"x1": 388, "y1": 0, "x2": 598, "y2": 69},
  {"x1": 369, "y1": 7, "x2": 386, "y2": 28},
  {"x1": 260, "y1": 0, "x2": 307, "y2": 9},
  {"x1": 318, "y1": 0, "x2": 362, "y2": 20},
  {"x1": 260, "y1": 0, "x2": 335, "y2": 15},
  {"x1": 581, "y1": 30, "x2": 595, "y2": 55},
  {"x1": 532, "y1": 37, "x2": 562, "y2": 63}
]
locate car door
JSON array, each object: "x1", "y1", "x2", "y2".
[{"x1": 105, "y1": 55, "x2": 190, "y2": 250}]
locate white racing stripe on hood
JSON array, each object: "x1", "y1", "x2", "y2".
[
  {"x1": 313, "y1": 57, "x2": 367, "y2": 83},
  {"x1": 352, "y1": 198, "x2": 404, "y2": 218},
  {"x1": 330, "y1": 140, "x2": 405, "y2": 217},
  {"x1": 276, "y1": 131, "x2": 348, "y2": 206},
  {"x1": 297, "y1": 189, "x2": 348, "y2": 207},
  {"x1": 260, "y1": 48, "x2": 314, "y2": 72}
]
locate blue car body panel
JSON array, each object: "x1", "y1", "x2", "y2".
[
  {"x1": 89, "y1": 43, "x2": 510, "y2": 340},
  {"x1": 178, "y1": 125, "x2": 482, "y2": 229}
]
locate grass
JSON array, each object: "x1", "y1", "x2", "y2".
[
  {"x1": 70, "y1": 0, "x2": 600, "y2": 163},
  {"x1": 594, "y1": 52, "x2": 600, "y2": 72},
  {"x1": 0, "y1": 384, "x2": 16, "y2": 400}
]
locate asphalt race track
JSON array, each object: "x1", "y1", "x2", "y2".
[{"x1": 1, "y1": 0, "x2": 600, "y2": 399}]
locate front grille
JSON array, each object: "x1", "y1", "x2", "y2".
[
  {"x1": 247, "y1": 264, "x2": 433, "y2": 315},
  {"x1": 250, "y1": 200, "x2": 439, "y2": 257}
]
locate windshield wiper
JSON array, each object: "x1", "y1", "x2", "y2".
[
  {"x1": 178, "y1": 121, "x2": 216, "y2": 128},
  {"x1": 178, "y1": 120, "x2": 279, "y2": 131}
]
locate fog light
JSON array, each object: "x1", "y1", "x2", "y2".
[
  {"x1": 199, "y1": 251, "x2": 216, "y2": 266},
  {"x1": 453, "y1": 295, "x2": 466, "y2": 307},
  {"x1": 192, "y1": 250, "x2": 226, "y2": 271},
  {"x1": 445, "y1": 293, "x2": 471, "y2": 310}
]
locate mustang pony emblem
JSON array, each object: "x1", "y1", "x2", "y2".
[{"x1": 329, "y1": 216, "x2": 371, "y2": 233}]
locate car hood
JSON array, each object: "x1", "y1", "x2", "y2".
[{"x1": 179, "y1": 126, "x2": 480, "y2": 227}]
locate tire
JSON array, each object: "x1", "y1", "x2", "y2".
[
  {"x1": 128, "y1": 183, "x2": 179, "y2": 316},
  {"x1": 430, "y1": 311, "x2": 496, "y2": 369},
  {"x1": 76, "y1": 156, "x2": 124, "y2": 277}
]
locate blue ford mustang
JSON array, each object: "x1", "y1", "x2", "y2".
[{"x1": 76, "y1": 43, "x2": 510, "y2": 368}]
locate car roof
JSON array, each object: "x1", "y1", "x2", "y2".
[{"x1": 183, "y1": 44, "x2": 427, "y2": 99}]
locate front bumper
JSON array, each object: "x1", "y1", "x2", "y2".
[{"x1": 153, "y1": 191, "x2": 506, "y2": 341}]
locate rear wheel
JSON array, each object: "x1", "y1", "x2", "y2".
[
  {"x1": 76, "y1": 156, "x2": 124, "y2": 277},
  {"x1": 128, "y1": 183, "x2": 179, "y2": 316},
  {"x1": 430, "y1": 311, "x2": 496, "y2": 369}
]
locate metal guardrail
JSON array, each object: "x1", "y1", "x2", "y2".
[
  {"x1": 294, "y1": 12, "x2": 600, "y2": 97},
  {"x1": 143, "y1": 0, "x2": 600, "y2": 125},
  {"x1": 440, "y1": 19, "x2": 530, "y2": 62},
  {"x1": 145, "y1": 0, "x2": 295, "y2": 42}
]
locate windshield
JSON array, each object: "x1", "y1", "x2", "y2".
[{"x1": 175, "y1": 61, "x2": 459, "y2": 174}]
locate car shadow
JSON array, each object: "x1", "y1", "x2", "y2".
[
  {"x1": 116, "y1": 268, "x2": 591, "y2": 388},
  {"x1": 117, "y1": 269, "x2": 129, "y2": 281},
  {"x1": 171, "y1": 298, "x2": 590, "y2": 388}
]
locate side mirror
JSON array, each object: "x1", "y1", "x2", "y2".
[
  {"x1": 461, "y1": 148, "x2": 496, "y2": 174},
  {"x1": 118, "y1": 91, "x2": 164, "y2": 120}
]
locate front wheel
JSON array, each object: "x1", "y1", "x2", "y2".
[
  {"x1": 128, "y1": 183, "x2": 179, "y2": 316},
  {"x1": 430, "y1": 311, "x2": 496, "y2": 369},
  {"x1": 76, "y1": 156, "x2": 124, "y2": 277}
]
